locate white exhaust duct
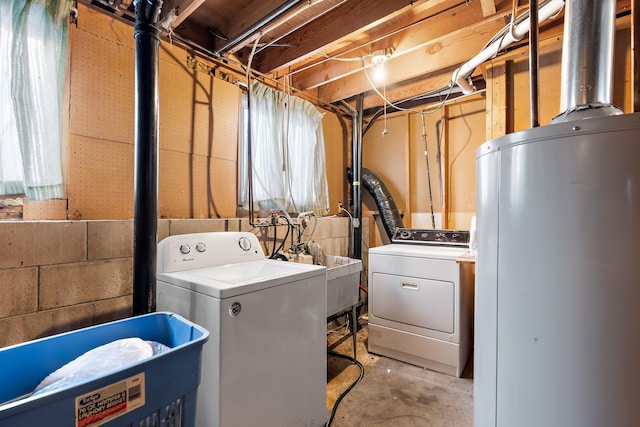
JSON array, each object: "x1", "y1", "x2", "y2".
[{"x1": 452, "y1": 0, "x2": 566, "y2": 94}]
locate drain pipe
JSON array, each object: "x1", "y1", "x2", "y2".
[
  {"x1": 339, "y1": 97, "x2": 363, "y2": 260},
  {"x1": 133, "y1": 0, "x2": 162, "y2": 315},
  {"x1": 353, "y1": 94, "x2": 363, "y2": 260},
  {"x1": 529, "y1": 0, "x2": 540, "y2": 127},
  {"x1": 452, "y1": 0, "x2": 565, "y2": 94},
  {"x1": 552, "y1": 0, "x2": 622, "y2": 122}
]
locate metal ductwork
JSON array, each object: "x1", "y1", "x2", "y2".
[{"x1": 553, "y1": 0, "x2": 622, "y2": 122}]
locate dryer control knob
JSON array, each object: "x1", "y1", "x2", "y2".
[
  {"x1": 195, "y1": 243, "x2": 206, "y2": 253},
  {"x1": 238, "y1": 236, "x2": 252, "y2": 251},
  {"x1": 179, "y1": 244, "x2": 191, "y2": 255}
]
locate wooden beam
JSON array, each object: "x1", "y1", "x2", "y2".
[
  {"x1": 479, "y1": 0, "x2": 497, "y2": 17},
  {"x1": 291, "y1": 1, "x2": 493, "y2": 91},
  {"x1": 226, "y1": 0, "x2": 291, "y2": 40},
  {"x1": 633, "y1": 0, "x2": 640, "y2": 111},
  {"x1": 161, "y1": 0, "x2": 205, "y2": 29},
  {"x1": 485, "y1": 62, "x2": 509, "y2": 140},
  {"x1": 361, "y1": 67, "x2": 456, "y2": 111},
  {"x1": 306, "y1": 0, "x2": 630, "y2": 106},
  {"x1": 254, "y1": 0, "x2": 446, "y2": 73},
  {"x1": 228, "y1": 0, "x2": 349, "y2": 55},
  {"x1": 315, "y1": 12, "x2": 513, "y2": 103}
]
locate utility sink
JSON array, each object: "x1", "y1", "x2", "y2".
[{"x1": 325, "y1": 256, "x2": 362, "y2": 317}]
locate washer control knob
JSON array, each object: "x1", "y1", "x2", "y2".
[
  {"x1": 238, "y1": 236, "x2": 252, "y2": 251},
  {"x1": 195, "y1": 243, "x2": 207, "y2": 253},
  {"x1": 179, "y1": 244, "x2": 191, "y2": 255}
]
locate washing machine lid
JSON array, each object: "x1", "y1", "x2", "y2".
[
  {"x1": 369, "y1": 243, "x2": 467, "y2": 260},
  {"x1": 157, "y1": 259, "x2": 326, "y2": 299}
]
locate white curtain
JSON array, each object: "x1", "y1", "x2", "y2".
[
  {"x1": 0, "y1": 0, "x2": 70, "y2": 200},
  {"x1": 242, "y1": 81, "x2": 329, "y2": 216}
]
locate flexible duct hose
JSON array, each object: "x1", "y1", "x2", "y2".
[{"x1": 348, "y1": 167, "x2": 404, "y2": 241}]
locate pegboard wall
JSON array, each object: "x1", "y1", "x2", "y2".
[{"x1": 65, "y1": 4, "x2": 240, "y2": 219}]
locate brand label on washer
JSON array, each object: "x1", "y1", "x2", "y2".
[{"x1": 75, "y1": 373, "x2": 145, "y2": 427}]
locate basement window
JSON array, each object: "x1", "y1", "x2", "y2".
[
  {"x1": 0, "y1": 0, "x2": 70, "y2": 200},
  {"x1": 238, "y1": 82, "x2": 330, "y2": 216}
]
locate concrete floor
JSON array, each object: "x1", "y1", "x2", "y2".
[{"x1": 326, "y1": 317, "x2": 473, "y2": 427}]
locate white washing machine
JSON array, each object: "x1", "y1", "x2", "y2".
[
  {"x1": 156, "y1": 232, "x2": 327, "y2": 427},
  {"x1": 368, "y1": 229, "x2": 474, "y2": 377}
]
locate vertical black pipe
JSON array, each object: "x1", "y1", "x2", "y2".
[
  {"x1": 529, "y1": 0, "x2": 539, "y2": 127},
  {"x1": 352, "y1": 94, "x2": 364, "y2": 260},
  {"x1": 133, "y1": 0, "x2": 162, "y2": 315}
]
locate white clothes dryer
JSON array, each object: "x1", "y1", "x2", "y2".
[{"x1": 368, "y1": 229, "x2": 474, "y2": 377}]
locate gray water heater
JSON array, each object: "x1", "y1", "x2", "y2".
[{"x1": 474, "y1": 113, "x2": 640, "y2": 426}]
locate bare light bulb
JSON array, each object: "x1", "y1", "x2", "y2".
[{"x1": 372, "y1": 62, "x2": 385, "y2": 81}]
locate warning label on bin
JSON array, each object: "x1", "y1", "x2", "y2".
[{"x1": 75, "y1": 373, "x2": 145, "y2": 427}]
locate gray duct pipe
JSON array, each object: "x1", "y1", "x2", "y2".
[
  {"x1": 553, "y1": 0, "x2": 622, "y2": 122},
  {"x1": 133, "y1": 0, "x2": 162, "y2": 315},
  {"x1": 214, "y1": 0, "x2": 305, "y2": 55}
]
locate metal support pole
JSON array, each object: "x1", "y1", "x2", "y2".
[
  {"x1": 352, "y1": 94, "x2": 364, "y2": 260},
  {"x1": 133, "y1": 0, "x2": 162, "y2": 315},
  {"x1": 529, "y1": 0, "x2": 540, "y2": 127}
]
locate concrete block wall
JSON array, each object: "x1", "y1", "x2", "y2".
[{"x1": 0, "y1": 217, "x2": 369, "y2": 348}]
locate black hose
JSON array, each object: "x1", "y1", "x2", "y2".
[
  {"x1": 326, "y1": 351, "x2": 365, "y2": 427},
  {"x1": 348, "y1": 167, "x2": 404, "y2": 241}
]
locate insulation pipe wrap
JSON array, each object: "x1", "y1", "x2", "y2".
[{"x1": 452, "y1": 0, "x2": 565, "y2": 94}]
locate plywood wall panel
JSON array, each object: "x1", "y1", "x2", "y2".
[
  {"x1": 408, "y1": 111, "x2": 443, "y2": 217},
  {"x1": 212, "y1": 77, "x2": 241, "y2": 161},
  {"x1": 159, "y1": 52, "x2": 198, "y2": 153},
  {"x1": 158, "y1": 150, "x2": 237, "y2": 219},
  {"x1": 322, "y1": 112, "x2": 349, "y2": 216},
  {"x1": 76, "y1": 4, "x2": 135, "y2": 50},
  {"x1": 362, "y1": 114, "x2": 409, "y2": 217},
  {"x1": 446, "y1": 99, "x2": 485, "y2": 230},
  {"x1": 511, "y1": 44, "x2": 563, "y2": 131},
  {"x1": 192, "y1": 73, "x2": 215, "y2": 158},
  {"x1": 68, "y1": 134, "x2": 134, "y2": 219},
  {"x1": 69, "y1": 26, "x2": 135, "y2": 144},
  {"x1": 159, "y1": 150, "x2": 192, "y2": 219},
  {"x1": 208, "y1": 158, "x2": 238, "y2": 218},
  {"x1": 23, "y1": 200, "x2": 68, "y2": 220}
]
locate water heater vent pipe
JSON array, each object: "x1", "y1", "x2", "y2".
[
  {"x1": 553, "y1": 0, "x2": 622, "y2": 122},
  {"x1": 452, "y1": 0, "x2": 565, "y2": 94}
]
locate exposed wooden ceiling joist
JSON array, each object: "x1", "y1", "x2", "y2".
[
  {"x1": 305, "y1": 1, "x2": 523, "y2": 103},
  {"x1": 250, "y1": 0, "x2": 442, "y2": 74},
  {"x1": 290, "y1": 0, "x2": 494, "y2": 92},
  {"x1": 161, "y1": 0, "x2": 205, "y2": 28},
  {"x1": 479, "y1": 0, "x2": 497, "y2": 17}
]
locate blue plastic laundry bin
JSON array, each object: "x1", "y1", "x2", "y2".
[{"x1": 0, "y1": 312, "x2": 209, "y2": 427}]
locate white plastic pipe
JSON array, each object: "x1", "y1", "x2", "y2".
[{"x1": 452, "y1": 0, "x2": 565, "y2": 94}]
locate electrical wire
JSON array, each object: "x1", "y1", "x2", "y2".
[
  {"x1": 325, "y1": 351, "x2": 365, "y2": 427},
  {"x1": 361, "y1": 58, "x2": 460, "y2": 115}
]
